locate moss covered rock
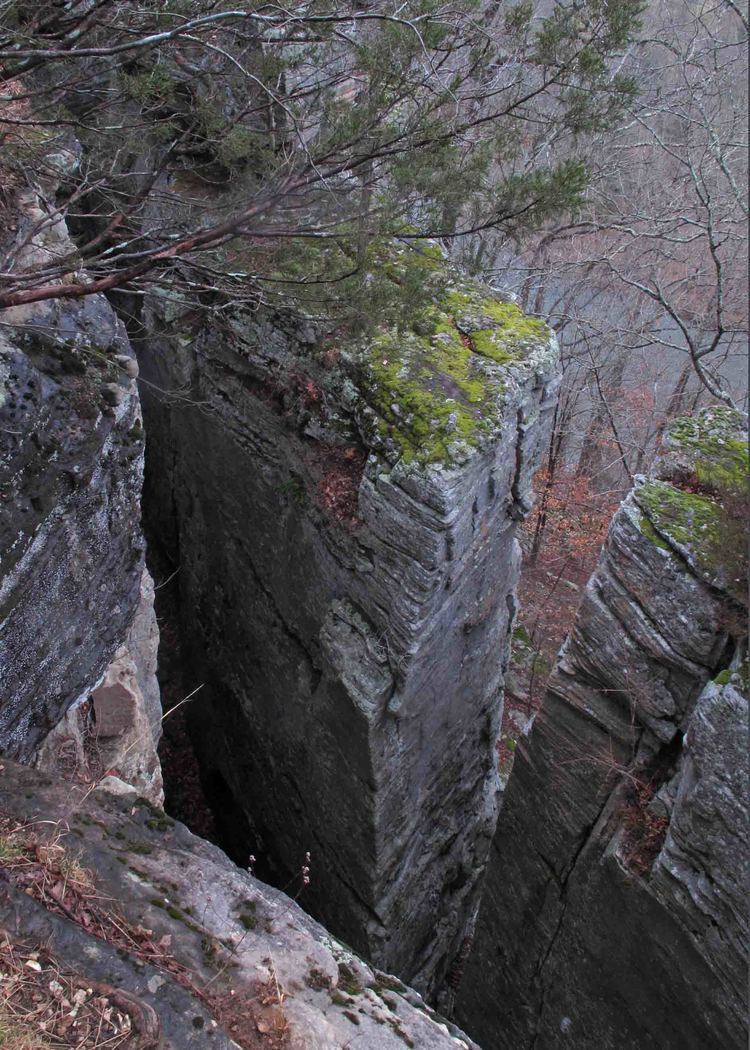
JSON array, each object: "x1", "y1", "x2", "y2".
[
  {"x1": 660, "y1": 406, "x2": 748, "y2": 495},
  {"x1": 343, "y1": 244, "x2": 555, "y2": 466},
  {"x1": 634, "y1": 406, "x2": 748, "y2": 596}
]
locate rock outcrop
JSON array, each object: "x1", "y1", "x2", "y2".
[
  {"x1": 134, "y1": 246, "x2": 559, "y2": 994},
  {"x1": 0, "y1": 757, "x2": 480, "y2": 1050},
  {"x1": 0, "y1": 164, "x2": 161, "y2": 798},
  {"x1": 34, "y1": 569, "x2": 163, "y2": 805},
  {"x1": 456, "y1": 407, "x2": 748, "y2": 1050}
]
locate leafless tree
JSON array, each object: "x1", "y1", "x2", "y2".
[{"x1": 459, "y1": 0, "x2": 747, "y2": 509}]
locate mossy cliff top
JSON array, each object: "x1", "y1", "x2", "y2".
[
  {"x1": 340, "y1": 243, "x2": 556, "y2": 468},
  {"x1": 634, "y1": 407, "x2": 748, "y2": 598}
]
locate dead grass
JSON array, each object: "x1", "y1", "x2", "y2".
[{"x1": 619, "y1": 780, "x2": 669, "y2": 877}]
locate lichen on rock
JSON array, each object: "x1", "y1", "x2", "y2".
[
  {"x1": 660, "y1": 405, "x2": 748, "y2": 494},
  {"x1": 341, "y1": 243, "x2": 555, "y2": 466},
  {"x1": 634, "y1": 406, "x2": 748, "y2": 595}
]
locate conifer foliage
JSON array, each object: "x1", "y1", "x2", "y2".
[{"x1": 0, "y1": 0, "x2": 643, "y2": 311}]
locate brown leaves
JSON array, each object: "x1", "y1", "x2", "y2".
[
  {"x1": 315, "y1": 444, "x2": 366, "y2": 530},
  {"x1": 0, "y1": 818, "x2": 289, "y2": 1048},
  {"x1": 0, "y1": 934, "x2": 153, "y2": 1049}
]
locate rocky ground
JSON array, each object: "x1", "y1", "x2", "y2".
[{"x1": 0, "y1": 759, "x2": 479, "y2": 1050}]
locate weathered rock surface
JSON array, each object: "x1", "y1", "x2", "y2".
[
  {"x1": 456, "y1": 407, "x2": 749, "y2": 1049},
  {"x1": 34, "y1": 569, "x2": 163, "y2": 805},
  {"x1": 0, "y1": 168, "x2": 161, "y2": 795},
  {"x1": 134, "y1": 249, "x2": 559, "y2": 994},
  {"x1": 0, "y1": 758, "x2": 480, "y2": 1050}
]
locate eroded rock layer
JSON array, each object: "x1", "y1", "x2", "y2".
[
  {"x1": 135, "y1": 249, "x2": 559, "y2": 992},
  {"x1": 0, "y1": 167, "x2": 161, "y2": 796},
  {"x1": 456, "y1": 407, "x2": 748, "y2": 1050}
]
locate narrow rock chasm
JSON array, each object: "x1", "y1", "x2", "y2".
[{"x1": 122, "y1": 261, "x2": 560, "y2": 1001}]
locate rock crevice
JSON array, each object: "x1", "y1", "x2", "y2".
[{"x1": 133, "y1": 252, "x2": 559, "y2": 994}]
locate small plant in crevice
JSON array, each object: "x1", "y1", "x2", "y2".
[
  {"x1": 619, "y1": 778, "x2": 670, "y2": 878},
  {"x1": 280, "y1": 475, "x2": 307, "y2": 507}
]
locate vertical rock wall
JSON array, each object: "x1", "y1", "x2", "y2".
[
  {"x1": 135, "y1": 254, "x2": 559, "y2": 993},
  {"x1": 456, "y1": 407, "x2": 748, "y2": 1049},
  {"x1": 0, "y1": 172, "x2": 161, "y2": 798}
]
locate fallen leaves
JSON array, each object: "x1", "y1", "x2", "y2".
[{"x1": 0, "y1": 934, "x2": 142, "y2": 1049}]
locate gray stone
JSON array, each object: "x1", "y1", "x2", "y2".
[
  {"x1": 0, "y1": 297, "x2": 146, "y2": 759},
  {"x1": 456, "y1": 408, "x2": 748, "y2": 1050},
  {"x1": 33, "y1": 568, "x2": 163, "y2": 806},
  {"x1": 135, "y1": 266, "x2": 559, "y2": 996},
  {"x1": 100, "y1": 381, "x2": 127, "y2": 405},
  {"x1": 0, "y1": 758, "x2": 480, "y2": 1050},
  {"x1": 0, "y1": 173, "x2": 161, "y2": 804}
]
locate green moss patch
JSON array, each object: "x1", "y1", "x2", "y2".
[
  {"x1": 354, "y1": 270, "x2": 551, "y2": 466},
  {"x1": 145, "y1": 815, "x2": 175, "y2": 833},
  {"x1": 714, "y1": 658, "x2": 749, "y2": 692},
  {"x1": 634, "y1": 408, "x2": 748, "y2": 600},
  {"x1": 636, "y1": 477, "x2": 746, "y2": 599},
  {"x1": 638, "y1": 512, "x2": 670, "y2": 551},
  {"x1": 664, "y1": 408, "x2": 748, "y2": 495},
  {"x1": 637, "y1": 480, "x2": 722, "y2": 553},
  {"x1": 123, "y1": 839, "x2": 153, "y2": 855},
  {"x1": 337, "y1": 962, "x2": 363, "y2": 996}
]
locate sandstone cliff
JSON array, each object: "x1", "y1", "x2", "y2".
[
  {"x1": 0, "y1": 163, "x2": 161, "y2": 802},
  {"x1": 133, "y1": 246, "x2": 559, "y2": 995},
  {"x1": 455, "y1": 407, "x2": 748, "y2": 1050},
  {"x1": 0, "y1": 172, "x2": 489, "y2": 1047},
  {"x1": 3, "y1": 131, "x2": 745, "y2": 1050}
]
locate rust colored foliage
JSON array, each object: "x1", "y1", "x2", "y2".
[
  {"x1": 620, "y1": 779, "x2": 669, "y2": 877},
  {"x1": 316, "y1": 445, "x2": 366, "y2": 530},
  {"x1": 527, "y1": 466, "x2": 618, "y2": 575},
  {"x1": 514, "y1": 466, "x2": 620, "y2": 711}
]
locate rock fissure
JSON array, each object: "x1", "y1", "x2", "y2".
[
  {"x1": 1, "y1": 151, "x2": 745, "y2": 1050},
  {"x1": 234, "y1": 532, "x2": 322, "y2": 681}
]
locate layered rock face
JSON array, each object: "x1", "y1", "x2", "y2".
[
  {"x1": 456, "y1": 407, "x2": 748, "y2": 1050},
  {"x1": 135, "y1": 249, "x2": 559, "y2": 993},
  {"x1": 0, "y1": 172, "x2": 161, "y2": 799}
]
